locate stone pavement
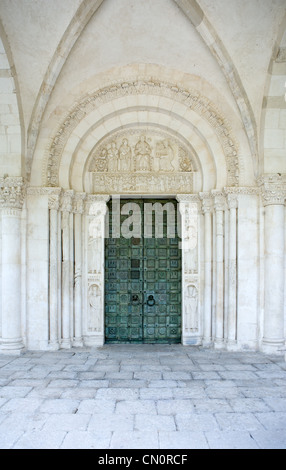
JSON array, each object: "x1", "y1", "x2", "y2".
[{"x1": 0, "y1": 345, "x2": 286, "y2": 449}]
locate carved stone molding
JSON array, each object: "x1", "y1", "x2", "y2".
[
  {"x1": 0, "y1": 177, "x2": 25, "y2": 210},
  {"x1": 258, "y1": 174, "x2": 286, "y2": 207},
  {"x1": 45, "y1": 79, "x2": 240, "y2": 188}
]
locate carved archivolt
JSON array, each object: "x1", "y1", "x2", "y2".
[{"x1": 45, "y1": 79, "x2": 240, "y2": 188}]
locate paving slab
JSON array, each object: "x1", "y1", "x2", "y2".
[{"x1": 0, "y1": 345, "x2": 285, "y2": 449}]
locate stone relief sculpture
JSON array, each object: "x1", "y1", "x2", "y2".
[
  {"x1": 88, "y1": 129, "x2": 196, "y2": 194},
  {"x1": 156, "y1": 140, "x2": 175, "y2": 172},
  {"x1": 107, "y1": 141, "x2": 119, "y2": 172},
  {"x1": 88, "y1": 215, "x2": 102, "y2": 274},
  {"x1": 118, "y1": 139, "x2": 132, "y2": 172},
  {"x1": 88, "y1": 284, "x2": 102, "y2": 332},
  {"x1": 185, "y1": 284, "x2": 199, "y2": 333},
  {"x1": 134, "y1": 135, "x2": 152, "y2": 172}
]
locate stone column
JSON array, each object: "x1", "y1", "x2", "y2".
[
  {"x1": 84, "y1": 195, "x2": 109, "y2": 347},
  {"x1": 200, "y1": 193, "x2": 213, "y2": 346},
  {"x1": 226, "y1": 193, "x2": 238, "y2": 350},
  {"x1": 0, "y1": 177, "x2": 25, "y2": 354},
  {"x1": 48, "y1": 190, "x2": 62, "y2": 350},
  {"x1": 260, "y1": 176, "x2": 286, "y2": 353},
  {"x1": 73, "y1": 193, "x2": 86, "y2": 347},
  {"x1": 60, "y1": 190, "x2": 74, "y2": 349},
  {"x1": 212, "y1": 191, "x2": 226, "y2": 349}
]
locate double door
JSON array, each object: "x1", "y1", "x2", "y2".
[{"x1": 105, "y1": 199, "x2": 181, "y2": 344}]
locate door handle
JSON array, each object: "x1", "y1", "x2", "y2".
[
  {"x1": 131, "y1": 294, "x2": 140, "y2": 305},
  {"x1": 147, "y1": 295, "x2": 156, "y2": 307}
]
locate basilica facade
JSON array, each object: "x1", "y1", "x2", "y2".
[{"x1": 0, "y1": 0, "x2": 285, "y2": 356}]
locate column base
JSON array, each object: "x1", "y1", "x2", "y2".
[
  {"x1": 73, "y1": 338, "x2": 84, "y2": 348},
  {"x1": 83, "y1": 335, "x2": 104, "y2": 348},
  {"x1": 48, "y1": 341, "x2": 60, "y2": 351},
  {"x1": 202, "y1": 339, "x2": 213, "y2": 348},
  {"x1": 214, "y1": 339, "x2": 226, "y2": 350},
  {"x1": 182, "y1": 335, "x2": 202, "y2": 346},
  {"x1": 226, "y1": 340, "x2": 239, "y2": 352},
  {"x1": 60, "y1": 339, "x2": 72, "y2": 349},
  {"x1": 0, "y1": 338, "x2": 24, "y2": 356},
  {"x1": 261, "y1": 338, "x2": 285, "y2": 355}
]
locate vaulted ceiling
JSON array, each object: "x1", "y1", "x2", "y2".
[{"x1": 0, "y1": 0, "x2": 285, "y2": 181}]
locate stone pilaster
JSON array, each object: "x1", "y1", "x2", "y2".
[
  {"x1": 177, "y1": 195, "x2": 201, "y2": 346},
  {"x1": 226, "y1": 192, "x2": 238, "y2": 350},
  {"x1": 259, "y1": 175, "x2": 286, "y2": 353},
  {"x1": 212, "y1": 190, "x2": 226, "y2": 349},
  {"x1": 199, "y1": 192, "x2": 213, "y2": 346},
  {"x1": 0, "y1": 177, "x2": 25, "y2": 354},
  {"x1": 84, "y1": 195, "x2": 110, "y2": 347},
  {"x1": 73, "y1": 193, "x2": 86, "y2": 347},
  {"x1": 60, "y1": 190, "x2": 74, "y2": 349},
  {"x1": 48, "y1": 189, "x2": 62, "y2": 350}
]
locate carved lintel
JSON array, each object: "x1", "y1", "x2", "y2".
[{"x1": 0, "y1": 177, "x2": 25, "y2": 210}]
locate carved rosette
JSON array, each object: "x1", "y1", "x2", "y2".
[{"x1": 0, "y1": 177, "x2": 25, "y2": 210}]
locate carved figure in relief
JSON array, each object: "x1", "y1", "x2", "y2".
[
  {"x1": 88, "y1": 217, "x2": 102, "y2": 274},
  {"x1": 118, "y1": 139, "x2": 132, "y2": 172},
  {"x1": 88, "y1": 284, "x2": 102, "y2": 332},
  {"x1": 107, "y1": 142, "x2": 119, "y2": 172},
  {"x1": 135, "y1": 135, "x2": 152, "y2": 172},
  {"x1": 185, "y1": 285, "x2": 198, "y2": 332},
  {"x1": 179, "y1": 148, "x2": 193, "y2": 172},
  {"x1": 156, "y1": 140, "x2": 175, "y2": 171},
  {"x1": 90, "y1": 148, "x2": 108, "y2": 172}
]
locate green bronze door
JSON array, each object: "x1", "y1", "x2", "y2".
[{"x1": 105, "y1": 199, "x2": 181, "y2": 344}]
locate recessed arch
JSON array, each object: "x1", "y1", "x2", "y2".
[{"x1": 42, "y1": 78, "x2": 240, "y2": 194}]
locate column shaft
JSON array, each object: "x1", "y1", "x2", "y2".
[{"x1": 1, "y1": 209, "x2": 23, "y2": 352}]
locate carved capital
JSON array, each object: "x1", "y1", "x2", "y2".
[
  {"x1": 73, "y1": 192, "x2": 86, "y2": 214},
  {"x1": 48, "y1": 188, "x2": 62, "y2": 211},
  {"x1": 199, "y1": 192, "x2": 213, "y2": 214},
  {"x1": 258, "y1": 174, "x2": 286, "y2": 207},
  {"x1": 85, "y1": 195, "x2": 110, "y2": 216},
  {"x1": 227, "y1": 194, "x2": 238, "y2": 210},
  {"x1": 0, "y1": 177, "x2": 25, "y2": 210},
  {"x1": 211, "y1": 190, "x2": 226, "y2": 212},
  {"x1": 60, "y1": 190, "x2": 74, "y2": 212}
]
